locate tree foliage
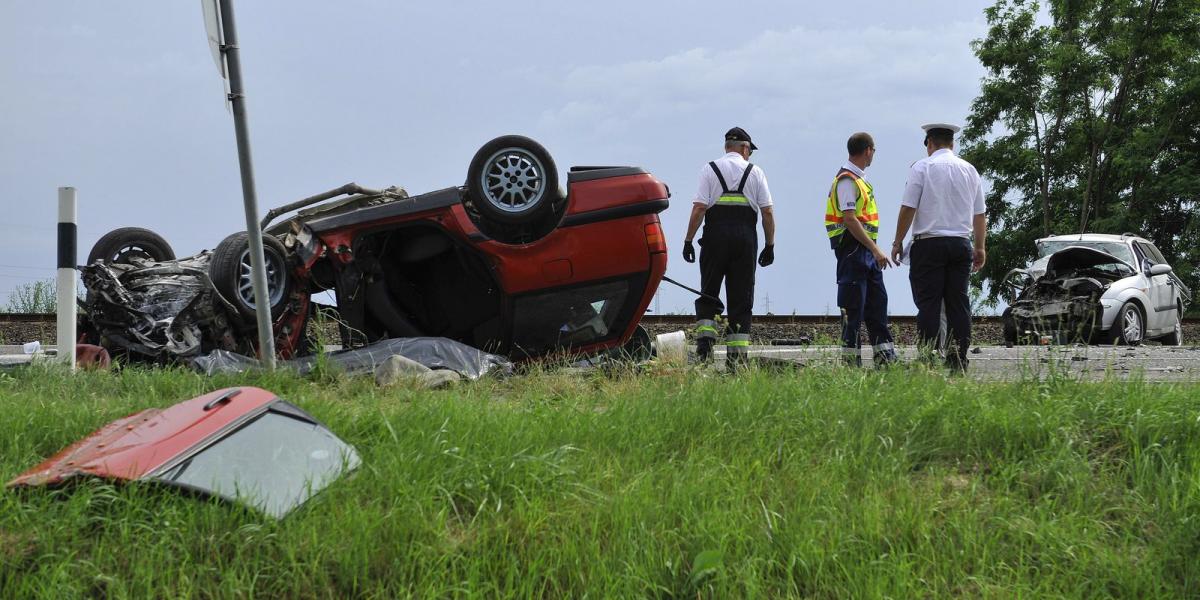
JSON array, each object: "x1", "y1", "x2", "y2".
[
  {"x1": 4, "y1": 280, "x2": 57, "y2": 313},
  {"x1": 961, "y1": 0, "x2": 1200, "y2": 299}
]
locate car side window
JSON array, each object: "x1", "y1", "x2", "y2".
[
  {"x1": 1142, "y1": 242, "x2": 1167, "y2": 264},
  {"x1": 1134, "y1": 241, "x2": 1166, "y2": 271}
]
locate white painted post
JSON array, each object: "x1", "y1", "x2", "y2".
[{"x1": 57, "y1": 187, "x2": 77, "y2": 371}]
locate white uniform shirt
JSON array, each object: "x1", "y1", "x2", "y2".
[
  {"x1": 900, "y1": 148, "x2": 985, "y2": 238},
  {"x1": 693, "y1": 152, "x2": 773, "y2": 213},
  {"x1": 835, "y1": 161, "x2": 867, "y2": 211}
]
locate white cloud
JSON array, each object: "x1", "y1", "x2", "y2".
[{"x1": 542, "y1": 22, "x2": 986, "y2": 136}]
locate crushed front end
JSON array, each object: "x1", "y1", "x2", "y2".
[{"x1": 1001, "y1": 246, "x2": 1134, "y2": 344}]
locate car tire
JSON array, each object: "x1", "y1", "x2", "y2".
[
  {"x1": 209, "y1": 232, "x2": 292, "y2": 320},
  {"x1": 608, "y1": 324, "x2": 653, "y2": 362},
  {"x1": 1001, "y1": 308, "x2": 1018, "y2": 346},
  {"x1": 1161, "y1": 304, "x2": 1183, "y2": 346},
  {"x1": 465, "y1": 135, "x2": 559, "y2": 226},
  {"x1": 87, "y1": 227, "x2": 176, "y2": 265},
  {"x1": 1111, "y1": 301, "x2": 1144, "y2": 346}
]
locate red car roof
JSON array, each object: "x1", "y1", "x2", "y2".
[{"x1": 7, "y1": 387, "x2": 278, "y2": 487}]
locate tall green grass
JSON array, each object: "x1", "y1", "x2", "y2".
[{"x1": 1, "y1": 364, "x2": 1198, "y2": 598}]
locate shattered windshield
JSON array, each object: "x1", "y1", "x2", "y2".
[
  {"x1": 154, "y1": 410, "x2": 360, "y2": 518},
  {"x1": 1036, "y1": 240, "x2": 1134, "y2": 265}
]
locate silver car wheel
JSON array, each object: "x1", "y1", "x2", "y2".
[
  {"x1": 1121, "y1": 305, "x2": 1143, "y2": 344},
  {"x1": 480, "y1": 148, "x2": 546, "y2": 214},
  {"x1": 236, "y1": 248, "x2": 286, "y2": 310}
]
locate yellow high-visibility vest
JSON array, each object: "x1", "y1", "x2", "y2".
[{"x1": 824, "y1": 169, "x2": 879, "y2": 247}]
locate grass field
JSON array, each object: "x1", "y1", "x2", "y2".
[{"x1": 1, "y1": 362, "x2": 1198, "y2": 598}]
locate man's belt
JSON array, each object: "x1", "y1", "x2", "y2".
[{"x1": 913, "y1": 233, "x2": 969, "y2": 241}]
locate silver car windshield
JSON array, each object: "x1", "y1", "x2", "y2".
[
  {"x1": 1036, "y1": 241, "x2": 1134, "y2": 265},
  {"x1": 154, "y1": 411, "x2": 360, "y2": 518}
]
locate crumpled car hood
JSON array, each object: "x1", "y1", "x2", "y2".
[
  {"x1": 8, "y1": 387, "x2": 279, "y2": 486},
  {"x1": 1044, "y1": 246, "x2": 1133, "y2": 277},
  {"x1": 8, "y1": 387, "x2": 360, "y2": 518}
]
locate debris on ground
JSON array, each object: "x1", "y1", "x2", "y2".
[
  {"x1": 193, "y1": 337, "x2": 510, "y2": 380},
  {"x1": 375, "y1": 355, "x2": 463, "y2": 389},
  {"x1": 7, "y1": 387, "x2": 360, "y2": 519},
  {"x1": 75, "y1": 344, "x2": 111, "y2": 370}
]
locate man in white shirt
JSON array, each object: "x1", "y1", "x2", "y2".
[
  {"x1": 891, "y1": 123, "x2": 987, "y2": 372},
  {"x1": 682, "y1": 127, "x2": 776, "y2": 367}
]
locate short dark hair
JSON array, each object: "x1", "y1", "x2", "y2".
[
  {"x1": 926, "y1": 128, "x2": 954, "y2": 147},
  {"x1": 847, "y1": 132, "x2": 874, "y2": 156}
]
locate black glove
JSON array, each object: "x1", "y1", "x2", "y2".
[
  {"x1": 682, "y1": 240, "x2": 696, "y2": 263},
  {"x1": 758, "y1": 244, "x2": 774, "y2": 267}
]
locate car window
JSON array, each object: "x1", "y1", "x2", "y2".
[
  {"x1": 154, "y1": 411, "x2": 361, "y2": 518},
  {"x1": 1135, "y1": 241, "x2": 1167, "y2": 265},
  {"x1": 1036, "y1": 240, "x2": 1135, "y2": 264},
  {"x1": 511, "y1": 280, "x2": 631, "y2": 355}
]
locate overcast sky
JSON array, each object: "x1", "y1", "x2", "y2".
[{"x1": 1, "y1": 0, "x2": 992, "y2": 314}]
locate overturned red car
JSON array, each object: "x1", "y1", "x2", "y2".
[{"x1": 81, "y1": 136, "x2": 670, "y2": 362}]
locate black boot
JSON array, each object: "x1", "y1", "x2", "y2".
[{"x1": 696, "y1": 338, "x2": 714, "y2": 363}]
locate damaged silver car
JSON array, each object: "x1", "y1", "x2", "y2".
[{"x1": 1001, "y1": 233, "x2": 1191, "y2": 345}]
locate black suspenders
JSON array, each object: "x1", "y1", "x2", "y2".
[
  {"x1": 705, "y1": 161, "x2": 758, "y2": 226},
  {"x1": 708, "y1": 161, "x2": 755, "y2": 196}
]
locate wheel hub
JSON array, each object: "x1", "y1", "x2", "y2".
[
  {"x1": 236, "y1": 249, "x2": 285, "y2": 310},
  {"x1": 482, "y1": 148, "x2": 546, "y2": 213}
]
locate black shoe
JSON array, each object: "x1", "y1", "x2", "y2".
[
  {"x1": 726, "y1": 352, "x2": 750, "y2": 374},
  {"x1": 696, "y1": 338, "x2": 714, "y2": 363},
  {"x1": 874, "y1": 351, "x2": 899, "y2": 369},
  {"x1": 945, "y1": 355, "x2": 968, "y2": 375}
]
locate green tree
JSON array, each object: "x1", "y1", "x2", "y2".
[
  {"x1": 4, "y1": 279, "x2": 57, "y2": 313},
  {"x1": 962, "y1": 0, "x2": 1200, "y2": 299}
]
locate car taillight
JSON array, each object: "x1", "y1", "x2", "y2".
[{"x1": 644, "y1": 223, "x2": 666, "y2": 253}]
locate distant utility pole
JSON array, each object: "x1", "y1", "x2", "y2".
[
  {"x1": 763, "y1": 291, "x2": 771, "y2": 315},
  {"x1": 654, "y1": 289, "x2": 661, "y2": 314},
  {"x1": 203, "y1": 0, "x2": 276, "y2": 368}
]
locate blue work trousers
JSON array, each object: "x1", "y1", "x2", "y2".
[{"x1": 834, "y1": 239, "x2": 893, "y2": 353}]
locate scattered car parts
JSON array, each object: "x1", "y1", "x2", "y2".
[{"x1": 7, "y1": 386, "x2": 360, "y2": 519}]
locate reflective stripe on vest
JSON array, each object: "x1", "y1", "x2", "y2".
[
  {"x1": 823, "y1": 169, "x2": 879, "y2": 241},
  {"x1": 710, "y1": 161, "x2": 755, "y2": 208}
]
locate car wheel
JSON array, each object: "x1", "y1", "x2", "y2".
[
  {"x1": 607, "y1": 324, "x2": 653, "y2": 362},
  {"x1": 465, "y1": 135, "x2": 558, "y2": 226},
  {"x1": 87, "y1": 227, "x2": 176, "y2": 265},
  {"x1": 210, "y1": 232, "x2": 292, "y2": 320},
  {"x1": 1112, "y1": 301, "x2": 1144, "y2": 346},
  {"x1": 1001, "y1": 308, "x2": 1018, "y2": 346},
  {"x1": 1161, "y1": 304, "x2": 1183, "y2": 346}
]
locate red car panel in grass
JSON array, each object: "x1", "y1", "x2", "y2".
[
  {"x1": 8, "y1": 387, "x2": 360, "y2": 518},
  {"x1": 80, "y1": 136, "x2": 669, "y2": 364}
]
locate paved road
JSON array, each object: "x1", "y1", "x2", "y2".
[
  {"x1": 712, "y1": 344, "x2": 1200, "y2": 381},
  {"x1": 7, "y1": 344, "x2": 1200, "y2": 382}
]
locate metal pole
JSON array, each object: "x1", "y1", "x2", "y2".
[
  {"x1": 56, "y1": 187, "x2": 77, "y2": 371},
  {"x1": 217, "y1": 0, "x2": 276, "y2": 368}
]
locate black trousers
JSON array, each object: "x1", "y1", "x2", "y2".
[
  {"x1": 909, "y1": 236, "x2": 972, "y2": 366},
  {"x1": 695, "y1": 221, "x2": 757, "y2": 334}
]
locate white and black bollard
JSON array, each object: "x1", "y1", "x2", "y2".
[{"x1": 57, "y1": 187, "x2": 77, "y2": 371}]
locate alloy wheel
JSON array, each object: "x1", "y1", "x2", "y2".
[
  {"x1": 236, "y1": 248, "x2": 286, "y2": 310},
  {"x1": 479, "y1": 147, "x2": 546, "y2": 214},
  {"x1": 1122, "y1": 306, "x2": 1142, "y2": 344}
]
